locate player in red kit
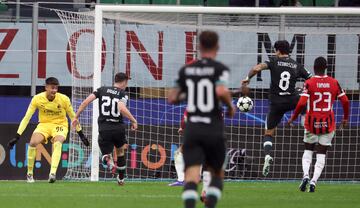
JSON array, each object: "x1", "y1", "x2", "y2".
[{"x1": 288, "y1": 57, "x2": 349, "y2": 192}]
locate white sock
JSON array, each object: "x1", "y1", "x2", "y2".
[
  {"x1": 202, "y1": 171, "x2": 211, "y2": 193},
  {"x1": 311, "y1": 154, "x2": 326, "y2": 184},
  {"x1": 300, "y1": 115, "x2": 305, "y2": 127},
  {"x1": 174, "y1": 150, "x2": 184, "y2": 182},
  {"x1": 302, "y1": 150, "x2": 313, "y2": 178}
]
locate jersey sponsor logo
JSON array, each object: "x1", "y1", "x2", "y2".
[
  {"x1": 189, "y1": 116, "x2": 211, "y2": 124},
  {"x1": 279, "y1": 92, "x2": 291, "y2": 95},
  {"x1": 314, "y1": 121, "x2": 328, "y2": 128}
]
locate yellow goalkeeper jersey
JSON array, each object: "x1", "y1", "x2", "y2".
[{"x1": 17, "y1": 92, "x2": 80, "y2": 135}]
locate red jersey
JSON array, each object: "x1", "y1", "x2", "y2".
[
  {"x1": 180, "y1": 110, "x2": 188, "y2": 129},
  {"x1": 291, "y1": 75, "x2": 349, "y2": 134}
]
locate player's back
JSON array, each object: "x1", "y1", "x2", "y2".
[
  {"x1": 304, "y1": 75, "x2": 344, "y2": 133},
  {"x1": 179, "y1": 58, "x2": 228, "y2": 127},
  {"x1": 267, "y1": 56, "x2": 311, "y2": 103},
  {"x1": 94, "y1": 86, "x2": 128, "y2": 131}
]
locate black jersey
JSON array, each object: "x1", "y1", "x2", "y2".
[
  {"x1": 265, "y1": 56, "x2": 311, "y2": 102},
  {"x1": 93, "y1": 86, "x2": 128, "y2": 131},
  {"x1": 176, "y1": 58, "x2": 230, "y2": 125}
]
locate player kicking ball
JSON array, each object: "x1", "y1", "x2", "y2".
[
  {"x1": 288, "y1": 57, "x2": 349, "y2": 192},
  {"x1": 72, "y1": 72, "x2": 137, "y2": 186},
  {"x1": 7, "y1": 77, "x2": 89, "y2": 183},
  {"x1": 242, "y1": 40, "x2": 312, "y2": 176}
]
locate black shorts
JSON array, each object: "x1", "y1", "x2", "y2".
[
  {"x1": 183, "y1": 123, "x2": 226, "y2": 171},
  {"x1": 98, "y1": 127, "x2": 127, "y2": 155},
  {"x1": 266, "y1": 95, "x2": 300, "y2": 130}
]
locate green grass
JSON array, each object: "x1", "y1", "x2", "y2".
[{"x1": 0, "y1": 181, "x2": 359, "y2": 208}]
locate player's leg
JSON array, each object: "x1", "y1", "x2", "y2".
[
  {"x1": 183, "y1": 165, "x2": 202, "y2": 208},
  {"x1": 309, "y1": 131, "x2": 334, "y2": 192},
  {"x1": 299, "y1": 132, "x2": 316, "y2": 192},
  {"x1": 200, "y1": 164, "x2": 212, "y2": 203},
  {"x1": 48, "y1": 135, "x2": 66, "y2": 183},
  {"x1": 169, "y1": 145, "x2": 185, "y2": 186},
  {"x1": 262, "y1": 105, "x2": 284, "y2": 176},
  {"x1": 182, "y1": 133, "x2": 203, "y2": 208},
  {"x1": 203, "y1": 136, "x2": 226, "y2": 208},
  {"x1": 47, "y1": 125, "x2": 68, "y2": 183},
  {"x1": 115, "y1": 144, "x2": 127, "y2": 185},
  {"x1": 27, "y1": 132, "x2": 46, "y2": 182},
  {"x1": 112, "y1": 127, "x2": 128, "y2": 185},
  {"x1": 98, "y1": 131, "x2": 116, "y2": 171}
]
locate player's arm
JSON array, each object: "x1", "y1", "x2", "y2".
[
  {"x1": 71, "y1": 93, "x2": 97, "y2": 128},
  {"x1": 217, "y1": 68, "x2": 235, "y2": 118},
  {"x1": 288, "y1": 82, "x2": 309, "y2": 125},
  {"x1": 337, "y1": 83, "x2": 350, "y2": 129},
  {"x1": 118, "y1": 101, "x2": 138, "y2": 131},
  {"x1": 168, "y1": 68, "x2": 186, "y2": 104},
  {"x1": 288, "y1": 95, "x2": 308, "y2": 125},
  {"x1": 241, "y1": 63, "x2": 268, "y2": 86},
  {"x1": 299, "y1": 65, "x2": 312, "y2": 80},
  {"x1": 178, "y1": 110, "x2": 187, "y2": 135},
  {"x1": 168, "y1": 87, "x2": 184, "y2": 104},
  {"x1": 66, "y1": 95, "x2": 93, "y2": 146},
  {"x1": 8, "y1": 98, "x2": 37, "y2": 149}
]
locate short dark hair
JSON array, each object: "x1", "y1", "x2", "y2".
[
  {"x1": 274, "y1": 40, "x2": 290, "y2": 55},
  {"x1": 45, "y1": 77, "x2": 59, "y2": 85},
  {"x1": 314, "y1": 56, "x2": 327, "y2": 75},
  {"x1": 114, "y1": 72, "x2": 129, "y2": 83},
  {"x1": 199, "y1": 30, "x2": 219, "y2": 51}
]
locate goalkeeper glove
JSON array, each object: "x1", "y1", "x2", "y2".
[
  {"x1": 77, "y1": 130, "x2": 90, "y2": 146},
  {"x1": 8, "y1": 134, "x2": 20, "y2": 150}
]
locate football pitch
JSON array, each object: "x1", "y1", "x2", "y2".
[{"x1": 0, "y1": 181, "x2": 360, "y2": 208}]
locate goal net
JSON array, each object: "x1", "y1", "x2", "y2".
[{"x1": 55, "y1": 6, "x2": 360, "y2": 181}]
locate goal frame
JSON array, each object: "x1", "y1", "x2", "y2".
[{"x1": 91, "y1": 5, "x2": 360, "y2": 181}]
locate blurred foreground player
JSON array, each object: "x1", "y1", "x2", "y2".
[
  {"x1": 169, "y1": 109, "x2": 212, "y2": 203},
  {"x1": 168, "y1": 30, "x2": 235, "y2": 208}
]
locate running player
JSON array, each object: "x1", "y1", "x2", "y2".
[{"x1": 168, "y1": 30, "x2": 235, "y2": 208}]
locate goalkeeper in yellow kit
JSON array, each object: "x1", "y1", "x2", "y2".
[{"x1": 7, "y1": 77, "x2": 89, "y2": 183}]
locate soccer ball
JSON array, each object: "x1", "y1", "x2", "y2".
[{"x1": 236, "y1": 96, "x2": 253, "y2": 112}]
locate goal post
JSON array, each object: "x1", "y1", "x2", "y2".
[{"x1": 56, "y1": 6, "x2": 360, "y2": 182}]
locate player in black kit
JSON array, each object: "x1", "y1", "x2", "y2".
[
  {"x1": 242, "y1": 40, "x2": 312, "y2": 177},
  {"x1": 72, "y1": 72, "x2": 137, "y2": 185},
  {"x1": 168, "y1": 31, "x2": 235, "y2": 208}
]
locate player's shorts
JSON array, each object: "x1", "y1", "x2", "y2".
[
  {"x1": 98, "y1": 126, "x2": 127, "y2": 155},
  {"x1": 266, "y1": 95, "x2": 300, "y2": 130},
  {"x1": 33, "y1": 123, "x2": 68, "y2": 144},
  {"x1": 303, "y1": 130, "x2": 335, "y2": 146},
  {"x1": 183, "y1": 123, "x2": 226, "y2": 171}
]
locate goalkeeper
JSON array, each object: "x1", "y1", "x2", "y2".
[{"x1": 7, "y1": 77, "x2": 89, "y2": 183}]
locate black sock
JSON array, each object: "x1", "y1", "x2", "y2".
[
  {"x1": 182, "y1": 182, "x2": 198, "y2": 208},
  {"x1": 117, "y1": 155, "x2": 126, "y2": 179},
  {"x1": 206, "y1": 177, "x2": 223, "y2": 208},
  {"x1": 263, "y1": 135, "x2": 273, "y2": 156}
]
